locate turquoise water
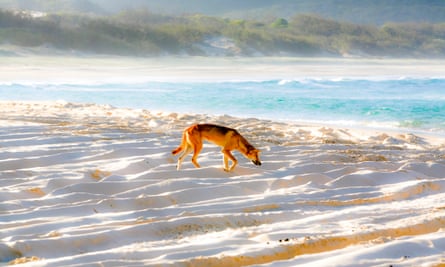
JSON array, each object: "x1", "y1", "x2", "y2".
[{"x1": 1, "y1": 78, "x2": 445, "y2": 134}]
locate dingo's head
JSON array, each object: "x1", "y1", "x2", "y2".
[{"x1": 246, "y1": 149, "x2": 261, "y2": 166}]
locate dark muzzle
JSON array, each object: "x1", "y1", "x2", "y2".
[{"x1": 252, "y1": 160, "x2": 262, "y2": 166}]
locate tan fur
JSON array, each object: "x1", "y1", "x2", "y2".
[{"x1": 172, "y1": 123, "x2": 261, "y2": 171}]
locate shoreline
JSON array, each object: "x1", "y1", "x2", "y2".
[
  {"x1": 2, "y1": 55, "x2": 445, "y2": 138},
  {"x1": 1, "y1": 100, "x2": 444, "y2": 155},
  {"x1": 2, "y1": 100, "x2": 444, "y2": 145}
]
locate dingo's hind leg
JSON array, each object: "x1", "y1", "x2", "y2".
[
  {"x1": 177, "y1": 145, "x2": 192, "y2": 170},
  {"x1": 191, "y1": 142, "x2": 202, "y2": 169}
]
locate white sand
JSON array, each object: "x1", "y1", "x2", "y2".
[{"x1": 1, "y1": 101, "x2": 445, "y2": 266}]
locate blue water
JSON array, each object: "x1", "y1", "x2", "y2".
[{"x1": 1, "y1": 78, "x2": 445, "y2": 134}]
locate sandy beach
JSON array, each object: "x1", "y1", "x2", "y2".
[{"x1": 1, "y1": 100, "x2": 444, "y2": 266}]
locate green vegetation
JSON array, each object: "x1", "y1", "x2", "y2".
[
  {"x1": 1, "y1": 9, "x2": 445, "y2": 57},
  {"x1": 3, "y1": 0, "x2": 445, "y2": 25},
  {"x1": 271, "y1": 18, "x2": 288, "y2": 29}
]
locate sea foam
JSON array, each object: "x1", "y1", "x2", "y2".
[{"x1": 1, "y1": 77, "x2": 445, "y2": 134}]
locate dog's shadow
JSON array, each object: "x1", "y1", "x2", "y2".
[
  {"x1": 158, "y1": 164, "x2": 264, "y2": 179},
  {"x1": 227, "y1": 165, "x2": 264, "y2": 177}
]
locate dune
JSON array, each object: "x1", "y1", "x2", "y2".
[{"x1": 0, "y1": 101, "x2": 444, "y2": 266}]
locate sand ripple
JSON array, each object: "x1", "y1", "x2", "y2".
[{"x1": 1, "y1": 101, "x2": 445, "y2": 266}]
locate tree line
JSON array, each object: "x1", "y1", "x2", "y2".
[{"x1": 1, "y1": 9, "x2": 445, "y2": 57}]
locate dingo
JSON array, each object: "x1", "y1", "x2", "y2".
[{"x1": 172, "y1": 123, "x2": 261, "y2": 171}]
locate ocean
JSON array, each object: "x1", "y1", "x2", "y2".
[{"x1": 1, "y1": 77, "x2": 445, "y2": 135}]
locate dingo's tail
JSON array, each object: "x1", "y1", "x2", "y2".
[{"x1": 172, "y1": 131, "x2": 186, "y2": 155}]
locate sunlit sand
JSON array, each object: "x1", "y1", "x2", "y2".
[{"x1": 1, "y1": 100, "x2": 444, "y2": 266}]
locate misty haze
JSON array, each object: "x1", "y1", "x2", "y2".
[{"x1": 1, "y1": 0, "x2": 445, "y2": 57}]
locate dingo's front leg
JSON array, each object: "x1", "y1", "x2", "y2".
[
  {"x1": 223, "y1": 154, "x2": 229, "y2": 171},
  {"x1": 222, "y1": 149, "x2": 237, "y2": 172}
]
